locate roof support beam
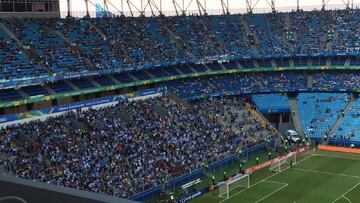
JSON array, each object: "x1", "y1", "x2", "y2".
[
  {"x1": 245, "y1": 0, "x2": 260, "y2": 14},
  {"x1": 67, "y1": 0, "x2": 71, "y2": 17},
  {"x1": 322, "y1": 0, "x2": 331, "y2": 11},
  {"x1": 148, "y1": 0, "x2": 163, "y2": 16},
  {"x1": 220, "y1": 0, "x2": 230, "y2": 15},
  {"x1": 297, "y1": 0, "x2": 300, "y2": 11},
  {"x1": 172, "y1": 0, "x2": 199, "y2": 16},
  {"x1": 196, "y1": 0, "x2": 207, "y2": 15},
  {"x1": 266, "y1": 0, "x2": 276, "y2": 13},
  {"x1": 105, "y1": 0, "x2": 124, "y2": 16},
  {"x1": 342, "y1": 0, "x2": 353, "y2": 9},
  {"x1": 84, "y1": 0, "x2": 90, "y2": 17},
  {"x1": 126, "y1": 0, "x2": 150, "y2": 16}
]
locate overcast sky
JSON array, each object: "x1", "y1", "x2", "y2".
[{"x1": 59, "y1": 0, "x2": 360, "y2": 17}]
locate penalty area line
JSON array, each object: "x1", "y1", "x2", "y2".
[
  {"x1": 254, "y1": 182, "x2": 288, "y2": 203},
  {"x1": 331, "y1": 182, "x2": 360, "y2": 203},
  {"x1": 217, "y1": 153, "x2": 315, "y2": 203}
]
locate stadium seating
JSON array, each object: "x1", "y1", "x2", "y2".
[
  {"x1": 47, "y1": 81, "x2": 73, "y2": 93},
  {"x1": 252, "y1": 94, "x2": 290, "y2": 113},
  {"x1": 4, "y1": 18, "x2": 89, "y2": 75},
  {"x1": 4, "y1": 8, "x2": 360, "y2": 202},
  {"x1": 1, "y1": 10, "x2": 360, "y2": 81},
  {"x1": 167, "y1": 72, "x2": 308, "y2": 99},
  {"x1": 0, "y1": 25, "x2": 45, "y2": 80},
  {"x1": 202, "y1": 14, "x2": 251, "y2": 56},
  {"x1": 22, "y1": 85, "x2": 49, "y2": 96},
  {"x1": 335, "y1": 99, "x2": 360, "y2": 141},
  {"x1": 0, "y1": 96, "x2": 277, "y2": 198},
  {"x1": 0, "y1": 89, "x2": 23, "y2": 101},
  {"x1": 312, "y1": 72, "x2": 360, "y2": 88},
  {"x1": 297, "y1": 93, "x2": 349, "y2": 138}
]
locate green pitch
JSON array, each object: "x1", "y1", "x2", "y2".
[{"x1": 190, "y1": 150, "x2": 360, "y2": 203}]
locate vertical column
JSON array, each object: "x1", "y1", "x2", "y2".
[
  {"x1": 67, "y1": 0, "x2": 71, "y2": 17},
  {"x1": 85, "y1": 0, "x2": 90, "y2": 17}
]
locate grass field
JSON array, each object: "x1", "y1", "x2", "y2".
[{"x1": 190, "y1": 150, "x2": 360, "y2": 203}]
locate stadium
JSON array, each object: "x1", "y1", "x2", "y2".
[{"x1": 1, "y1": 0, "x2": 360, "y2": 203}]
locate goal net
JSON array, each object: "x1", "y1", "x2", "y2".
[
  {"x1": 218, "y1": 173, "x2": 250, "y2": 199},
  {"x1": 269, "y1": 152, "x2": 297, "y2": 173}
]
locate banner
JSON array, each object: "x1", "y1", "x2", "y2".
[
  {"x1": 0, "y1": 88, "x2": 166, "y2": 124},
  {"x1": 1, "y1": 64, "x2": 360, "y2": 108},
  {"x1": 318, "y1": 145, "x2": 360, "y2": 154},
  {"x1": 245, "y1": 146, "x2": 310, "y2": 174}
]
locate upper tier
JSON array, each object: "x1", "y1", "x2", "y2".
[{"x1": 1, "y1": 9, "x2": 360, "y2": 83}]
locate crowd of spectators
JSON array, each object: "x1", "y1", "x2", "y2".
[
  {"x1": 312, "y1": 72, "x2": 360, "y2": 88},
  {"x1": 2, "y1": 9, "x2": 360, "y2": 80},
  {"x1": 167, "y1": 72, "x2": 308, "y2": 99},
  {"x1": 0, "y1": 96, "x2": 277, "y2": 198}
]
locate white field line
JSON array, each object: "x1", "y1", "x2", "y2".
[
  {"x1": 263, "y1": 180, "x2": 288, "y2": 186},
  {"x1": 343, "y1": 196, "x2": 352, "y2": 203},
  {"x1": 331, "y1": 182, "x2": 360, "y2": 203},
  {"x1": 314, "y1": 153, "x2": 360, "y2": 161},
  {"x1": 254, "y1": 183, "x2": 288, "y2": 203},
  {"x1": 218, "y1": 154, "x2": 315, "y2": 203},
  {"x1": 293, "y1": 168, "x2": 360, "y2": 179}
]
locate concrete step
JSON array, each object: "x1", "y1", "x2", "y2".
[
  {"x1": 328, "y1": 97, "x2": 357, "y2": 137},
  {"x1": 288, "y1": 98, "x2": 305, "y2": 138}
]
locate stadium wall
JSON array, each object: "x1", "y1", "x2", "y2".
[
  {"x1": 322, "y1": 141, "x2": 360, "y2": 149},
  {"x1": 318, "y1": 145, "x2": 360, "y2": 154},
  {"x1": 0, "y1": 174, "x2": 138, "y2": 203}
]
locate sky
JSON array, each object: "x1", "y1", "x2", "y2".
[{"x1": 59, "y1": 0, "x2": 360, "y2": 17}]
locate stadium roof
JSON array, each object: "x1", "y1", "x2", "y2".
[{"x1": 63, "y1": 0, "x2": 359, "y2": 18}]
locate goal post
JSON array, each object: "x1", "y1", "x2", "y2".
[
  {"x1": 218, "y1": 173, "x2": 250, "y2": 199},
  {"x1": 269, "y1": 152, "x2": 297, "y2": 173}
]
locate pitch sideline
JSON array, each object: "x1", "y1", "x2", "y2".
[{"x1": 218, "y1": 153, "x2": 315, "y2": 203}]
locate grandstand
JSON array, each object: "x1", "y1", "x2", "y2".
[
  {"x1": 297, "y1": 93, "x2": 350, "y2": 139},
  {"x1": 252, "y1": 94, "x2": 290, "y2": 113},
  {"x1": 2, "y1": 1, "x2": 360, "y2": 203}
]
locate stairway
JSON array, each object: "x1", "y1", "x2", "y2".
[
  {"x1": 109, "y1": 76, "x2": 121, "y2": 84},
  {"x1": 288, "y1": 98, "x2": 305, "y2": 138},
  {"x1": 328, "y1": 97, "x2": 357, "y2": 138},
  {"x1": 245, "y1": 103, "x2": 270, "y2": 126},
  {"x1": 240, "y1": 16, "x2": 259, "y2": 54},
  {"x1": 144, "y1": 70, "x2": 156, "y2": 79},
  {"x1": 52, "y1": 29, "x2": 95, "y2": 70},
  {"x1": 162, "y1": 23, "x2": 212, "y2": 71},
  {"x1": 284, "y1": 14, "x2": 297, "y2": 42},
  {"x1": 324, "y1": 12, "x2": 338, "y2": 52},
  {"x1": 17, "y1": 89, "x2": 29, "y2": 99},
  {"x1": 85, "y1": 20, "x2": 107, "y2": 40},
  {"x1": 90, "y1": 79, "x2": 100, "y2": 87},
  {"x1": 161, "y1": 24, "x2": 195, "y2": 59},
  {"x1": 166, "y1": 92, "x2": 191, "y2": 109},
  {"x1": 66, "y1": 81, "x2": 79, "y2": 91},
  {"x1": 43, "y1": 84, "x2": 56, "y2": 95},
  {"x1": 0, "y1": 23, "x2": 53, "y2": 75},
  {"x1": 307, "y1": 75, "x2": 313, "y2": 88},
  {"x1": 198, "y1": 19, "x2": 225, "y2": 55},
  {"x1": 344, "y1": 58, "x2": 351, "y2": 66}
]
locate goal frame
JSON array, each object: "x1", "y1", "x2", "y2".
[
  {"x1": 269, "y1": 152, "x2": 297, "y2": 173},
  {"x1": 218, "y1": 173, "x2": 250, "y2": 199}
]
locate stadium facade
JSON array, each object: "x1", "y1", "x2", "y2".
[{"x1": 0, "y1": 0, "x2": 60, "y2": 17}]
